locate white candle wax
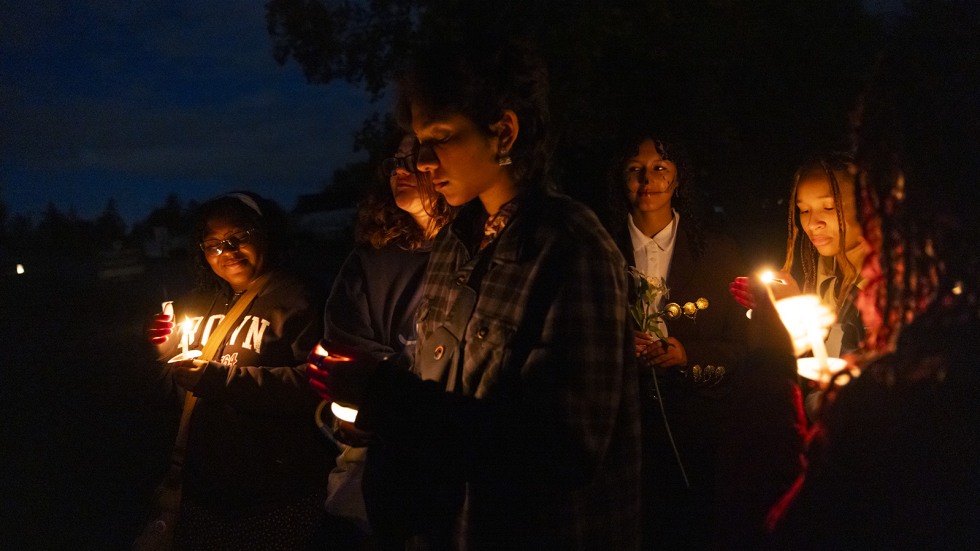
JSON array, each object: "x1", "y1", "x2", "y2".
[
  {"x1": 331, "y1": 402, "x2": 359, "y2": 423},
  {"x1": 808, "y1": 324, "x2": 830, "y2": 380},
  {"x1": 180, "y1": 317, "x2": 191, "y2": 355}
]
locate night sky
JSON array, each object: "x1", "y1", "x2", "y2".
[
  {"x1": 1, "y1": 1, "x2": 907, "y2": 228},
  {"x1": 1, "y1": 1, "x2": 379, "y2": 227}
]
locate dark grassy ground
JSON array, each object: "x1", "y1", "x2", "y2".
[{"x1": 0, "y1": 260, "x2": 189, "y2": 549}]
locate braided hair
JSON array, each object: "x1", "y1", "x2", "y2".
[
  {"x1": 850, "y1": 6, "x2": 980, "y2": 363},
  {"x1": 781, "y1": 152, "x2": 860, "y2": 309}
]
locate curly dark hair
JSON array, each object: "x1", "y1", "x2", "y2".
[
  {"x1": 781, "y1": 152, "x2": 859, "y2": 308},
  {"x1": 395, "y1": 35, "x2": 553, "y2": 193},
  {"x1": 189, "y1": 192, "x2": 287, "y2": 294},
  {"x1": 605, "y1": 129, "x2": 706, "y2": 259},
  {"x1": 354, "y1": 171, "x2": 454, "y2": 250}
]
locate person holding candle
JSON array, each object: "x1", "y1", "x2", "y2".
[
  {"x1": 729, "y1": 153, "x2": 871, "y2": 432},
  {"x1": 307, "y1": 36, "x2": 642, "y2": 549},
  {"x1": 324, "y1": 132, "x2": 452, "y2": 369},
  {"x1": 741, "y1": 15, "x2": 980, "y2": 546},
  {"x1": 319, "y1": 131, "x2": 454, "y2": 547},
  {"x1": 713, "y1": 155, "x2": 871, "y2": 546},
  {"x1": 730, "y1": 153, "x2": 869, "y2": 360},
  {"x1": 144, "y1": 192, "x2": 333, "y2": 550},
  {"x1": 602, "y1": 129, "x2": 749, "y2": 549}
]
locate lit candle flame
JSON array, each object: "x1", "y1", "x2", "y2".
[
  {"x1": 746, "y1": 270, "x2": 787, "y2": 319},
  {"x1": 331, "y1": 402, "x2": 359, "y2": 423},
  {"x1": 760, "y1": 270, "x2": 786, "y2": 286},
  {"x1": 180, "y1": 317, "x2": 193, "y2": 355},
  {"x1": 311, "y1": 343, "x2": 352, "y2": 362}
]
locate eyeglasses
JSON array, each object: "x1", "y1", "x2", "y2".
[
  {"x1": 200, "y1": 228, "x2": 255, "y2": 256},
  {"x1": 381, "y1": 155, "x2": 418, "y2": 176}
]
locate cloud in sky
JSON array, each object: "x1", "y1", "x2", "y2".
[{"x1": 1, "y1": 0, "x2": 381, "y2": 225}]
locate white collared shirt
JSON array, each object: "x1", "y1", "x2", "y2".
[
  {"x1": 629, "y1": 210, "x2": 680, "y2": 283},
  {"x1": 628, "y1": 210, "x2": 680, "y2": 337}
]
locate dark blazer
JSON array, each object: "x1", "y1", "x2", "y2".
[
  {"x1": 662, "y1": 223, "x2": 746, "y2": 381},
  {"x1": 612, "y1": 215, "x2": 749, "y2": 550},
  {"x1": 615, "y1": 216, "x2": 748, "y2": 387}
]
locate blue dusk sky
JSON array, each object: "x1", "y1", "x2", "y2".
[
  {"x1": 1, "y1": 1, "x2": 381, "y2": 227},
  {"x1": 1, "y1": 1, "x2": 908, "y2": 229}
]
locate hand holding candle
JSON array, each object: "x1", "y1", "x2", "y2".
[
  {"x1": 306, "y1": 340, "x2": 375, "y2": 410},
  {"x1": 743, "y1": 274, "x2": 797, "y2": 361},
  {"x1": 147, "y1": 302, "x2": 175, "y2": 345},
  {"x1": 729, "y1": 276, "x2": 757, "y2": 311},
  {"x1": 172, "y1": 358, "x2": 209, "y2": 391},
  {"x1": 732, "y1": 270, "x2": 798, "y2": 318}
]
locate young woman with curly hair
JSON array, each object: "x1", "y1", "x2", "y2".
[
  {"x1": 319, "y1": 133, "x2": 455, "y2": 548},
  {"x1": 604, "y1": 129, "x2": 749, "y2": 550}
]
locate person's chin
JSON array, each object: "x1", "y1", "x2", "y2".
[
  {"x1": 440, "y1": 188, "x2": 472, "y2": 206},
  {"x1": 814, "y1": 244, "x2": 837, "y2": 257},
  {"x1": 220, "y1": 266, "x2": 254, "y2": 285},
  {"x1": 445, "y1": 194, "x2": 474, "y2": 207},
  {"x1": 394, "y1": 194, "x2": 419, "y2": 211},
  {"x1": 636, "y1": 200, "x2": 670, "y2": 211}
]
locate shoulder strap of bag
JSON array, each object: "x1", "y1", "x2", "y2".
[
  {"x1": 162, "y1": 273, "x2": 272, "y2": 487},
  {"x1": 416, "y1": 243, "x2": 496, "y2": 391}
]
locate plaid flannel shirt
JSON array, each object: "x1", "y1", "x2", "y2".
[{"x1": 410, "y1": 191, "x2": 642, "y2": 549}]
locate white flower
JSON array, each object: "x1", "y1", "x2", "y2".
[{"x1": 628, "y1": 266, "x2": 669, "y2": 342}]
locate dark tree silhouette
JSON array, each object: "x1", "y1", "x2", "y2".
[
  {"x1": 131, "y1": 193, "x2": 185, "y2": 237},
  {"x1": 95, "y1": 199, "x2": 127, "y2": 246},
  {"x1": 35, "y1": 202, "x2": 70, "y2": 250},
  {"x1": 6, "y1": 214, "x2": 33, "y2": 248},
  {"x1": 265, "y1": 0, "x2": 879, "y2": 229}
]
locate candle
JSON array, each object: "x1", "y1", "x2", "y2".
[
  {"x1": 330, "y1": 402, "x2": 359, "y2": 423},
  {"x1": 312, "y1": 342, "x2": 329, "y2": 358},
  {"x1": 773, "y1": 295, "x2": 832, "y2": 357},
  {"x1": 180, "y1": 317, "x2": 192, "y2": 355},
  {"x1": 808, "y1": 320, "x2": 830, "y2": 379},
  {"x1": 165, "y1": 314, "x2": 201, "y2": 363},
  {"x1": 797, "y1": 357, "x2": 849, "y2": 384},
  {"x1": 772, "y1": 294, "x2": 848, "y2": 384},
  {"x1": 308, "y1": 340, "x2": 359, "y2": 421},
  {"x1": 759, "y1": 270, "x2": 787, "y2": 303},
  {"x1": 760, "y1": 270, "x2": 786, "y2": 286},
  {"x1": 746, "y1": 270, "x2": 787, "y2": 319},
  {"x1": 311, "y1": 342, "x2": 352, "y2": 362}
]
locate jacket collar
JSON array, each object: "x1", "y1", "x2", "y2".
[
  {"x1": 665, "y1": 220, "x2": 694, "y2": 290},
  {"x1": 449, "y1": 190, "x2": 547, "y2": 264}
]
